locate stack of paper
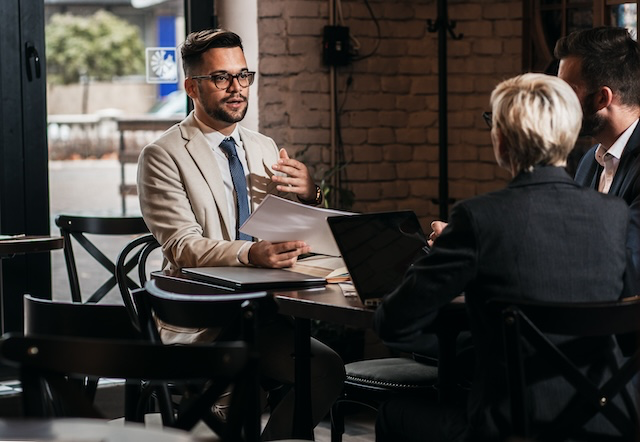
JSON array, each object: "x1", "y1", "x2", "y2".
[{"x1": 240, "y1": 195, "x2": 353, "y2": 256}]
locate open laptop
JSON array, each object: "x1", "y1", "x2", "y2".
[
  {"x1": 181, "y1": 266, "x2": 327, "y2": 291},
  {"x1": 327, "y1": 211, "x2": 430, "y2": 306}
]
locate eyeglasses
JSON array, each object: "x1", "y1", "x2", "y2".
[
  {"x1": 191, "y1": 71, "x2": 256, "y2": 90},
  {"x1": 482, "y1": 111, "x2": 492, "y2": 129}
]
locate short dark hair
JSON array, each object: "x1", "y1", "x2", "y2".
[
  {"x1": 181, "y1": 29, "x2": 243, "y2": 76},
  {"x1": 554, "y1": 26, "x2": 640, "y2": 107}
]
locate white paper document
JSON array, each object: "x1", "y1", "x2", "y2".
[{"x1": 240, "y1": 195, "x2": 353, "y2": 256}]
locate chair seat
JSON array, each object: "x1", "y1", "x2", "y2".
[{"x1": 345, "y1": 357, "x2": 438, "y2": 390}]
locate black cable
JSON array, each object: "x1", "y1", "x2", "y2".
[{"x1": 350, "y1": 0, "x2": 381, "y2": 61}]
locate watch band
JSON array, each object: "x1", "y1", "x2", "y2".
[{"x1": 298, "y1": 184, "x2": 323, "y2": 206}]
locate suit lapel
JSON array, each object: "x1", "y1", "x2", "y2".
[
  {"x1": 609, "y1": 123, "x2": 640, "y2": 196},
  {"x1": 238, "y1": 125, "x2": 278, "y2": 210},
  {"x1": 180, "y1": 114, "x2": 234, "y2": 239}
]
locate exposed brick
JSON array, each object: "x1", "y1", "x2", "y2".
[
  {"x1": 285, "y1": 1, "x2": 322, "y2": 18},
  {"x1": 449, "y1": 180, "x2": 477, "y2": 200},
  {"x1": 449, "y1": 111, "x2": 475, "y2": 129},
  {"x1": 368, "y1": 127, "x2": 396, "y2": 144},
  {"x1": 382, "y1": 3, "x2": 415, "y2": 20},
  {"x1": 483, "y1": 2, "x2": 511, "y2": 19},
  {"x1": 352, "y1": 144, "x2": 383, "y2": 163},
  {"x1": 291, "y1": 73, "x2": 329, "y2": 92},
  {"x1": 385, "y1": 21, "x2": 426, "y2": 39},
  {"x1": 398, "y1": 57, "x2": 432, "y2": 75},
  {"x1": 381, "y1": 76, "x2": 412, "y2": 94},
  {"x1": 381, "y1": 180, "x2": 410, "y2": 198},
  {"x1": 411, "y1": 76, "x2": 438, "y2": 95},
  {"x1": 463, "y1": 21, "x2": 493, "y2": 38},
  {"x1": 495, "y1": 19, "x2": 521, "y2": 38},
  {"x1": 449, "y1": 3, "x2": 483, "y2": 20},
  {"x1": 397, "y1": 162, "x2": 429, "y2": 179},
  {"x1": 290, "y1": 127, "x2": 330, "y2": 144},
  {"x1": 289, "y1": 36, "x2": 322, "y2": 56},
  {"x1": 288, "y1": 18, "x2": 326, "y2": 36},
  {"x1": 478, "y1": 146, "x2": 497, "y2": 163},
  {"x1": 341, "y1": 128, "x2": 368, "y2": 145},
  {"x1": 473, "y1": 39, "x2": 504, "y2": 56},
  {"x1": 396, "y1": 128, "x2": 428, "y2": 144},
  {"x1": 413, "y1": 145, "x2": 438, "y2": 161},
  {"x1": 448, "y1": 40, "x2": 472, "y2": 57},
  {"x1": 407, "y1": 111, "x2": 437, "y2": 128},
  {"x1": 379, "y1": 111, "x2": 408, "y2": 128},
  {"x1": 367, "y1": 200, "x2": 401, "y2": 212},
  {"x1": 260, "y1": 18, "x2": 286, "y2": 36},
  {"x1": 449, "y1": 145, "x2": 479, "y2": 161},
  {"x1": 369, "y1": 163, "x2": 397, "y2": 181},
  {"x1": 448, "y1": 77, "x2": 475, "y2": 94},
  {"x1": 383, "y1": 144, "x2": 413, "y2": 162},
  {"x1": 351, "y1": 75, "x2": 382, "y2": 92},
  {"x1": 410, "y1": 179, "x2": 439, "y2": 198},
  {"x1": 351, "y1": 182, "x2": 382, "y2": 201},
  {"x1": 349, "y1": 111, "x2": 381, "y2": 128},
  {"x1": 289, "y1": 109, "x2": 330, "y2": 128},
  {"x1": 463, "y1": 162, "x2": 498, "y2": 180},
  {"x1": 300, "y1": 92, "x2": 330, "y2": 111},
  {"x1": 396, "y1": 95, "x2": 428, "y2": 112},
  {"x1": 259, "y1": 2, "x2": 285, "y2": 18},
  {"x1": 346, "y1": 163, "x2": 369, "y2": 180}
]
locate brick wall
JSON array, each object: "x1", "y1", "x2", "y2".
[{"x1": 257, "y1": 0, "x2": 522, "y2": 226}]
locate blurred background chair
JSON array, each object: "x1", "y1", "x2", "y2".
[
  {"x1": 55, "y1": 214, "x2": 149, "y2": 303},
  {"x1": 0, "y1": 333, "x2": 250, "y2": 441},
  {"x1": 115, "y1": 233, "x2": 160, "y2": 329},
  {"x1": 23, "y1": 294, "x2": 142, "y2": 420},
  {"x1": 131, "y1": 280, "x2": 276, "y2": 441},
  {"x1": 488, "y1": 297, "x2": 640, "y2": 441}
]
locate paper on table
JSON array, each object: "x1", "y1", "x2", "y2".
[
  {"x1": 240, "y1": 195, "x2": 353, "y2": 256},
  {"x1": 285, "y1": 254, "x2": 350, "y2": 282}
]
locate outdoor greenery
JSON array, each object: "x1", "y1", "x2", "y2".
[{"x1": 46, "y1": 10, "x2": 145, "y2": 84}]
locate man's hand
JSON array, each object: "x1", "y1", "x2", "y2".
[
  {"x1": 271, "y1": 149, "x2": 316, "y2": 201},
  {"x1": 248, "y1": 240, "x2": 311, "y2": 268},
  {"x1": 428, "y1": 221, "x2": 448, "y2": 247}
]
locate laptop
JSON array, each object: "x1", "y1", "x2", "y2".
[
  {"x1": 181, "y1": 266, "x2": 327, "y2": 291},
  {"x1": 327, "y1": 211, "x2": 430, "y2": 306}
]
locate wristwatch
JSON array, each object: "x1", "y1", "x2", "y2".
[{"x1": 298, "y1": 185, "x2": 323, "y2": 206}]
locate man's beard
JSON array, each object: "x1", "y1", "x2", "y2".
[
  {"x1": 199, "y1": 84, "x2": 248, "y2": 124},
  {"x1": 580, "y1": 99, "x2": 606, "y2": 137}
]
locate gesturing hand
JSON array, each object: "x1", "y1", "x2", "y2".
[{"x1": 271, "y1": 149, "x2": 316, "y2": 201}]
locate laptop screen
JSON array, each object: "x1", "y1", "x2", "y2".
[{"x1": 328, "y1": 211, "x2": 429, "y2": 302}]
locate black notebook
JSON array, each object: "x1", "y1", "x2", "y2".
[
  {"x1": 328, "y1": 211, "x2": 429, "y2": 304},
  {"x1": 181, "y1": 266, "x2": 326, "y2": 291}
]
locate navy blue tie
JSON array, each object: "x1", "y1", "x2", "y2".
[{"x1": 219, "y1": 137, "x2": 252, "y2": 241}]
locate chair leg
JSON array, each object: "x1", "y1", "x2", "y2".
[{"x1": 330, "y1": 400, "x2": 345, "y2": 442}]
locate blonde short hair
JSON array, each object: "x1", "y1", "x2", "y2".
[{"x1": 490, "y1": 73, "x2": 582, "y2": 172}]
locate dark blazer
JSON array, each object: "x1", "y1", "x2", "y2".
[
  {"x1": 574, "y1": 123, "x2": 640, "y2": 289},
  {"x1": 374, "y1": 166, "x2": 634, "y2": 441}
]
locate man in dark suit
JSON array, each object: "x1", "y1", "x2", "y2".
[
  {"x1": 555, "y1": 26, "x2": 640, "y2": 289},
  {"x1": 374, "y1": 73, "x2": 636, "y2": 441}
]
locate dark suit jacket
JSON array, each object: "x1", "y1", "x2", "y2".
[
  {"x1": 374, "y1": 166, "x2": 634, "y2": 441},
  {"x1": 574, "y1": 123, "x2": 640, "y2": 290}
]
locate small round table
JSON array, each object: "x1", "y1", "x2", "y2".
[
  {"x1": 0, "y1": 235, "x2": 64, "y2": 258},
  {"x1": 0, "y1": 235, "x2": 64, "y2": 335}
]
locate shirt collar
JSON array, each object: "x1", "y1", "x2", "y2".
[
  {"x1": 594, "y1": 118, "x2": 639, "y2": 166},
  {"x1": 193, "y1": 114, "x2": 241, "y2": 148}
]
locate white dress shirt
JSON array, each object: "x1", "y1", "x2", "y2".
[{"x1": 595, "y1": 119, "x2": 639, "y2": 193}]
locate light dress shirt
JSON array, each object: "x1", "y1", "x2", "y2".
[
  {"x1": 194, "y1": 115, "x2": 253, "y2": 264},
  {"x1": 595, "y1": 119, "x2": 639, "y2": 193}
]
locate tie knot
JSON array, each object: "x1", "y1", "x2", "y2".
[{"x1": 219, "y1": 137, "x2": 237, "y2": 157}]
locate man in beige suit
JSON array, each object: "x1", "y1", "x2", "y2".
[{"x1": 137, "y1": 29, "x2": 344, "y2": 440}]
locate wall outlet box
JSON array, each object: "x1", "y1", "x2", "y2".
[{"x1": 323, "y1": 25, "x2": 350, "y2": 66}]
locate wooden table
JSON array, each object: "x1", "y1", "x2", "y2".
[
  {"x1": 151, "y1": 271, "x2": 468, "y2": 439},
  {"x1": 0, "y1": 236, "x2": 64, "y2": 334},
  {"x1": 0, "y1": 418, "x2": 195, "y2": 441},
  {"x1": 152, "y1": 270, "x2": 374, "y2": 440}
]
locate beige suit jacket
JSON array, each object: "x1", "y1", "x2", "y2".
[{"x1": 137, "y1": 111, "x2": 289, "y2": 271}]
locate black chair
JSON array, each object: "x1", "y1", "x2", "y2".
[
  {"x1": 488, "y1": 297, "x2": 640, "y2": 441},
  {"x1": 132, "y1": 280, "x2": 276, "y2": 442},
  {"x1": 23, "y1": 294, "x2": 143, "y2": 420},
  {"x1": 0, "y1": 333, "x2": 248, "y2": 440},
  {"x1": 330, "y1": 356, "x2": 439, "y2": 442},
  {"x1": 55, "y1": 214, "x2": 149, "y2": 303},
  {"x1": 115, "y1": 233, "x2": 160, "y2": 329}
]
